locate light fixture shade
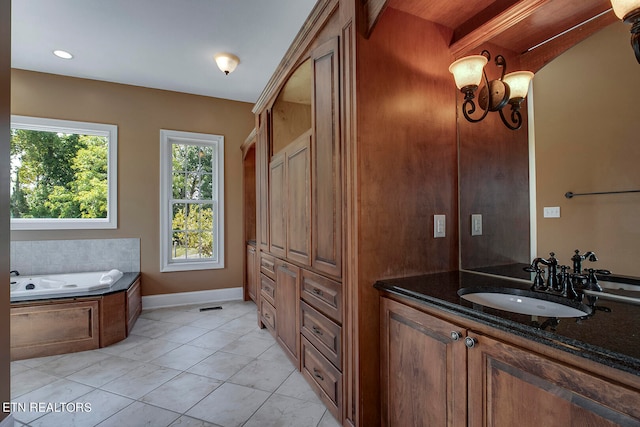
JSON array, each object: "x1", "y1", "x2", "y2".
[
  {"x1": 610, "y1": 0, "x2": 640, "y2": 19},
  {"x1": 503, "y1": 71, "x2": 534, "y2": 100},
  {"x1": 214, "y1": 53, "x2": 240, "y2": 75},
  {"x1": 449, "y1": 55, "x2": 488, "y2": 89}
]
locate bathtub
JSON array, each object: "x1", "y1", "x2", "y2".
[{"x1": 10, "y1": 270, "x2": 124, "y2": 297}]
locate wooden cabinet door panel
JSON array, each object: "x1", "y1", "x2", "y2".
[
  {"x1": 275, "y1": 259, "x2": 300, "y2": 368},
  {"x1": 259, "y1": 274, "x2": 276, "y2": 306},
  {"x1": 257, "y1": 113, "x2": 270, "y2": 251},
  {"x1": 311, "y1": 36, "x2": 342, "y2": 278},
  {"x1": 246, "y1": 245, "x2": 257, "y2": 302},
  {"x1": 285, "y1": 132, "x2": 311, "y2": 265},
  {"x1": 467, "y1": 333, "x2": 640, "y2": 427},
  {"x1": 269, "y1": 152, "x2": 286, "y2": 257},
  {"x1": 381, "y1": 298, "x2": 467, "y2": 427}
]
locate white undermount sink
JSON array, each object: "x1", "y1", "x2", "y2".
[{"x1": 458, "y1": 287, "x2": 592, "y2": 318}]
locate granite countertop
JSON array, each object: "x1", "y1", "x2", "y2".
[
  {"x1": 375, "y1": 270, "x2": 640, "y2": 377},
  {"x1": 10, "y1": 272, "x2": 141, "y2": 304}
]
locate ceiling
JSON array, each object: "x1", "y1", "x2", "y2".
[
  {"x1": 11, "y1": 0, "x2": 317, "y2": 104},
  {"x1": 386, "y1": 0, "x2": 617, "y2": 71}
]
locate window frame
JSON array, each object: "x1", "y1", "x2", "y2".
[
  {"x1": 10, "y1": 115, "x2": 118, "y2": 230},
  {"x1": 159, "y1": 129, "x2": 225, "y2": 272}
]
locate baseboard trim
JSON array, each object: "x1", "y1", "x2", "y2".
[
  {"x1": 0, "y1": 414, "x2": 14, "y2": 427},
  {"x1": 142, "y1": 287, "x2": 243, "y2": 310}
]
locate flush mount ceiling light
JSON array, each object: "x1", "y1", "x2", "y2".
[
  {"x1": 214, "y1": 53, "x2": 240, "y2": 75},
  {"x1": 449, "y1": 50, "x2": 534, "y2": 131},
  {"x1": 53, "y1": 50, "x2": 73, "y2": 59},
  {"x1": 610, "y1": 0, "x2": 640, "y2": 63}
]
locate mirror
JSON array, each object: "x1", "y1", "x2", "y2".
[{"x1": 460, "y1": 21, "x2": 640, "y2": 278}]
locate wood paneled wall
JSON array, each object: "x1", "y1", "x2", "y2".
[{"x1": 354, "y1": 7, "x2": 458, "y2": 424}]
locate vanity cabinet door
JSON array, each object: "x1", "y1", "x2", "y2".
[
  {"x1": 275, "y1": 258, "x2": 300, "y2": 368},
  {"x1": 467, "y1": 333, "x2": 640, "y2": 427},
  {"x1": 380, "y1": 298, "x2": 467, "y2": 427},
  {"x1": 269, "y1": 152, "x2": 286, "y2": 258},
  {"x1": 311, "y1": 36, "x2": 342, "y2": 278}
]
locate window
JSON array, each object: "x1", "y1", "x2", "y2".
[
  {"x1": 160, "y1": 130, "x2": 224, "y2": 272},
  {"x1": 10, "y1": 116, "x2": 117, "y2": 230}
]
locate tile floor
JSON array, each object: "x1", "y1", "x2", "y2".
[{"x1": 10, "y1": 300, "x2": 341, "y2": 427}]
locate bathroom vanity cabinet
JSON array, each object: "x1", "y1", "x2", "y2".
[{"x1": 380, "y1": 293, "x2": 640, "y2": 426}]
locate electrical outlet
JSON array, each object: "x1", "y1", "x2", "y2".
[
  {"x1": 543, "y1": 206, "x2": 560, "y2": 218},
  {"x1": 434, "y1": 214, "x2": 446, "y2": 238},
  {"x1": 471, "y1": 214, "x2": 482, "y2": 236}
]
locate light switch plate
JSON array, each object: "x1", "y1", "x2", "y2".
[
  {"x1": 543, "y1": 206, "x2": 560, "y2": 218},
  {"x1": 434, "y1": 214, "x2": 446, "y2": 238},
  {"x1": 471, "y1": 214, "x2": 482, "y2": 236}
]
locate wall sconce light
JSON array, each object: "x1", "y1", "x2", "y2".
[
  {"x1": 449, "y1": 50, "x2": 534, "y2": 131},
  {"x1": 214, "y1": 53, "x2": 240, "y2": 75},
  {"x1": 610, "y1": 0, "x2": 640, "y2": 63}
]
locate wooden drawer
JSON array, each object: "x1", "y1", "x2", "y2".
[
  {"x1": 301, "y1": 269, "x2": 342, "y2": 324},
  {"x1": 260, "y1": 253, "x2": 276, "y2": 279},
  {"x1": 260, "y1": 298, "x2": 276, "y2": 334},
  {"x1": 301, "y1": 301, "x2": 341, "y2": 368},
  {"x1": 260, "y1": 274, "x2": 276, "y2": 306},
  {"x1": 301, "y1": 337, "x2": 342, "y2": 420}
]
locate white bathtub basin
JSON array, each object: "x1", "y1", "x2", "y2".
[{"x1": 10, "y1": 270, "x2": 123, "y2": 297}]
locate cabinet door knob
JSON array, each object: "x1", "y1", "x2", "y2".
[
  {"x1": 465, "y1": 337, "x2": 477, "y2": 349},
  {"x1": 312, "y1": 287, "x2": 324, "y2": 296},
  {"x1": 450, "y1": 331, "x2": 463, "y2": 341},
  {"x1": 312, "y1": 325, "x2": 323, "y2": 335}
]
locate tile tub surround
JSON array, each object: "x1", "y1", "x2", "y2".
[
  {"x1": 10, "y1": 238, "x2": 140, "y2": 276},
  {"x1": 10, "y1": 300, "x2": 342, "y2": 427}
]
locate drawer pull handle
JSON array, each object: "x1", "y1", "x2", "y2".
[
  {"x1": 312, "y1": 287, "x2": 324, "y2": 296},
  {"x1": 264, "y1": 313, "x2": 270, "y2": 319},
  {"x1": 313, "y1": 368, "x2": 324, "y2": 381},
  {"x1": 312, "y1": 326, "x2": 323, "y2": 336}
]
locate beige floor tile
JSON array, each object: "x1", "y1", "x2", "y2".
[
  {"x1": 117, "y1": 338, "x2": 181, "y2": 362},
  {"x1": 97, "y1": 334, "x2": 151, "y2": 356},
  {"x1": 243, "y1": 393, "x2": 326, "y2": 427},
  {"x1": 36, "y1": 350, "x2": 111, "y2": 377},
  {"x1": 187, "y1": 351, "x2": 253, "y2": 381},
  {"x1": 318, "y1": 410, "x2": 342, "y2": 427},
  {"x1": 150, "y1": 344, "x2": 214, "y2": 371},
  {"x1": 169, "y1": 415, "x2": 224, "y2": 427},
  {"x1": 12, "y1": 378, "x2": 94, "y2": 424},
  {"x1": 219, "y1": 335, "x2": 274, "y2": 358},
  {"x1": 141, "y1": 372, "x2": 222, "y2": 413},
  {"x1": 185, "y1": 383, "x2": 270, "y2": 427},
  {"x1": 130, "y1": 318, "x2": 182, "y2": 339},
  {"x1": 274, "y1": 370, "x2": 323, "y2": 404},
  {"x1": 101, "y1": 363, "x2": 180, "y2": 399},
  {"x1": 228, "y1": 358, "x2": 295, "y2": 392},
  {"x1": 187, "y1": 330, "x2": 240, "y2": 351},
  {"x1": 96, "y1": 401, "x2": 180, "y2": 427},
  {"x1": 29, "y1": 389, "x2": 133, "y2": 427},
  {"x1": 161, "y1": 325, "x2": 210, "y2": 344},
  {"x1": 216, "y1": 313, "x2": 262, "y2": 335},
  {"x1": 67, "y1": 356, "x2": 144, "y2": 387},
  {"x1": 10, "y1": 369, "x2": 59, "y2": 398}
]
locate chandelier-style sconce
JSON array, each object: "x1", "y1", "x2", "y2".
[
  {"x1": 449, "y1": 50, "x2": 534, "y2": 131},
  {"x1": 610, "y1": 0, "x2": 640, "y2": 63},
  {"x1": 214, "y1": 53, "x2": 240, "y2": 75}
]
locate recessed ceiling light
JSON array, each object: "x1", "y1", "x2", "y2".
[{"x1": 53, "y1": 50, "x2": 73, "y2": 60}]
